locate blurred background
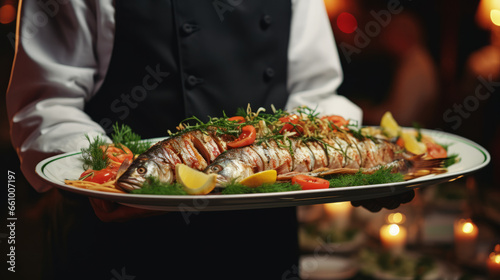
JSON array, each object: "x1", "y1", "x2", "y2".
[{"x1": 0, "y1": 0, "x2": 499, "y2": 279}]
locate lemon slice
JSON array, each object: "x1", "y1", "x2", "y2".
[
  {"x1": 240, "y1": 170, "x2": 277, "y2": 187},
  {"x1": 401, "y1": 132, "x2": 427, "y2": 155},
  {"x1": 175, "y1": 164, "x2": 217, "y2": 195},
  {"x1": 380, "y1": 111, "x2": 401, "y2": 138}
]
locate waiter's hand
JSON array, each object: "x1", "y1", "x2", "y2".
[
  {"x1": 89, "y1": 198, "x2": 164, "y2": 222},
  {"x1": 350, "y1": 190, "x2": 415, "y2": 212}
]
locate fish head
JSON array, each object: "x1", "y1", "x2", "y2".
[
  {"x1": 116, "y1": 155, "x2": 174, "y2": 192},
  {"x1": 205, "y1": 157, "x2": 254, "y2": 186}
]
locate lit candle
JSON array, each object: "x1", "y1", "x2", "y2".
[
  {"x1": 380, "y1": 224, "x2": 407, "y2": 254},
  {"x1": 476, "y1": 0, "x2": 500, "y2": 45},
  {"x1": 453, "y1": 219, "x2": 478, "y2": 262},
  {"x1": 387, "y1": 212, "x2": 406, "y2": 224},
  {"x1": 487, "y1": 244, "x2": 500, "y2": 278},
  {"x1": 324, "y1": 201, "x2": 352, "y2": 229}
]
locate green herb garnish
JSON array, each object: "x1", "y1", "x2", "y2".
[
  {"x1": 329, "y1": 168, "x2": 404, "y2": 188},
  {"x1": 443, "y1": 154, "x2": 460, "y2": 168},
  {"x1": 111, "y1": 123, "x2": 151, "y2": 155},
  {"x1": 131, "y1": 169, "x2": 405, "y2": 195},
  {"x1": 413, "y1": 122, "x2": 423, "y2": 142},
  {"x1": 81, "y1": 134, "x2": 108, "y2": 170},
  {"x1": 131, "y1": 177, "x2": 187, "y2": 195},
  {"x1": 221, "y1": 182, "x2": 302, "y2": 194}
]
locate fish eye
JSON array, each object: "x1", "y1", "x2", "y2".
[
  {"x1": 137, "y1": 167, "x2": 147, "y2": 174},
  {"x1": 208, "y1": 165, "x2": 222, "y2": 173}
]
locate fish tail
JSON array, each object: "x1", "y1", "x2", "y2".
[{"x1": 402, "y1": 154, "x2": 449, "y2": 180}]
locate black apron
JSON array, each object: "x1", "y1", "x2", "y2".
[{"x1": 50, "y1": 1, "x2": 299, "y2": 279}]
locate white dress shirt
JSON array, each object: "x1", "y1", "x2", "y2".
[{"x1": 7, "y1": 0, "x2": 362, "y2": 192}]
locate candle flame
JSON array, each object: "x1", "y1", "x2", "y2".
[
  {"x1": 490, "y1": 252, "x2": 500, "y2": 264},
  {"x1": 491, "y1": 9, "x2": 500, "y2": 26},
  {"x1": 477, "y1": 0, "x2": 500, "y2": 29},
  {"x1": 462, "y1": 222, "x2": 475, "y2": 234},
  {"x1": 495, "y1": 244, "x2": 500, "y2": 252},
  {"x1": 388, "y1": 224, "x2": 400, "y2": 236}
]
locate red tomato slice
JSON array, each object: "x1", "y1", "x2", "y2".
[
  {"x1": 396, "y1": 137, "x2": 405, "y2": 148},
  {"x1": 79, "y1": 167, "x2": 118, "y2": 184},
  {"x1": 102, "y1": 145, "x2": 133, "y2": 164},
  {"x1": 425, "y1": 142, "x2": 447, "y2": 158},
  {"x1": 321, "y1": 115, "x2": 349, "y2": 131},
  {"x1": 279, "y1": 115, "x2": 304, "y2": 134},
  {"x1": 227, "y1": 125, "x2": 257, "y2": 148},
  {"x1": 292, "y1": 175, "x2": 330, "y2": 190},
  {"x1": 228, "y1": 116, "x2": 246, "y2": 123}
]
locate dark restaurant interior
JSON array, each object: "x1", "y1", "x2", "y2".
[{"x1": 1, "y1": 0, "x2": 499, "y2": 279}]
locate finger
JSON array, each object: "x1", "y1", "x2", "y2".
[
  {"x1": 89, "y1": 197, "x2": 118, "y2": 213},
  {"x1": 350, "y1": 190, "x2": 415, "y2": 212}
]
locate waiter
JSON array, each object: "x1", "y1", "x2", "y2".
[{"x1": 7, "y1": 0, "x2": 363, "y2": 279}]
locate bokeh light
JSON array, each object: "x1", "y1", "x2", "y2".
[
  {"x1": 387, "y1": 212, "x2": 406, "y2": 224},
  {"x1": 0, "y1": 3, "x2": 16, "y2": 24},
  {"x1": 388, "y1": 224, "x2": 400, "y2": 236},
  {"x1": 462, "y1": 222, "x2": 475, "y2": 234},
  {"x1": 336, "y1": 12, "x2": 357, "y2": 34},
  {"x1": 491, "y1": 9, "x2": 500, "y2": 26}
]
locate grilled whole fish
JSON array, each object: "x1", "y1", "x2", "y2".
[
  {"x1": 116, "y1": 129, "x2": 235, "y2": 191},
  {"x1": 116, "y1": 127, "x2": 445, "y2": 192},
  {"x1": 204, "y1": 133, "x2": 436, "y2": 185}
]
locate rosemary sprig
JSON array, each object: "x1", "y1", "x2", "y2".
[{"x1": 168, "y1": 115, "x2": 243, "y2": 138}]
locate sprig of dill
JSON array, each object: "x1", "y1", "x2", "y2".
[
  {"x1": 222, "y1": 182, "x2": 302, "y2": 194},
  {"x1": 413, "y1": 122, "x2": 423, "y2": 142},
  {"x1": 131, "y1": 177, "x2": 187, "y2": 195},
  {"x1": 435, "y1": 142, "x2": 459, "y2": 168},
  {"x1": 328, "y1": 168, "x2": 404, "y2": 188},
  {"x1": 81, "y1": 134, "x2": 108, "y2": 170},
  {"x1": 443, "y1": 154, "x2": 460, "y2": 168},
  {"x1": 111, "y1": 123, "x2": 151, "y2": 155},
  {"x1": 130, "y1": 169, "x2": 405, "y2": 195}
]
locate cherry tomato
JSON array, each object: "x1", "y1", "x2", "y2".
[
  {"x1": 396, "y1": 137, "x2": 405, "y2": 148},
  {"x1": 79, "y1": 167, "x2": 118, "y2": 184},
  {"x1": 425, "y1": 142, "x2": 447, "y2": 158},
  {"x1": 279, "y1": 114, "x2": 304, "y2": 134},
  {"x1": 102, "y1": 145, "x2": 133, "y2": 164},
  {"x1": 321, "y1": 115, "x2": 349, "y2": 131},
  {"x1": 292, "y1": 175, "x2": 330, "y2": 190},
  {"x1": 228, "y1": 116, "x2": 246, "y2": 123},
  {"x1": 227, "y1": 125, "x2": 257, "y2": 148}
]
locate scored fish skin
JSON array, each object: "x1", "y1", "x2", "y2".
[
  {"x1": 204, "y1": 146, "x2": 262, "y2": 185},
  {"x1": 166, "y1": 134, "x2": 208, "y2": 171},
  {"x1": 205, "y1": 133, "x2": 407, "y2": 186},
  {"x1": 291, "y1": 141, "x2": 314, "y2": 173},
  {"x1": 116, "y1": 130, "x2": 231, "y2": 192},
  {"x1": 189, "y1": 130, "x2": 223, "y2": 163},
  {"x1": 117, "y1": 125, "x2": 429, "y2": 192},
  {"x1": 117, "y1": 142, "x2": 181, "y2": 191},
  {"x1": 250, "y1": 140, "x2": 293, "y2": 173}
]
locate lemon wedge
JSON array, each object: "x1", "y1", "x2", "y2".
[
  {"x1": 380, "y1": 111, "x2": 401, "y2": 138},
  {"x1": 239, "y1": 170, "x2": 277, "y2": 188},
  {"x1": 401, "y1": 132, "x2": 427, "y2": 155},
  {"x1": 175, "y1": 164, "x2": 217, "y2": 195}
]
